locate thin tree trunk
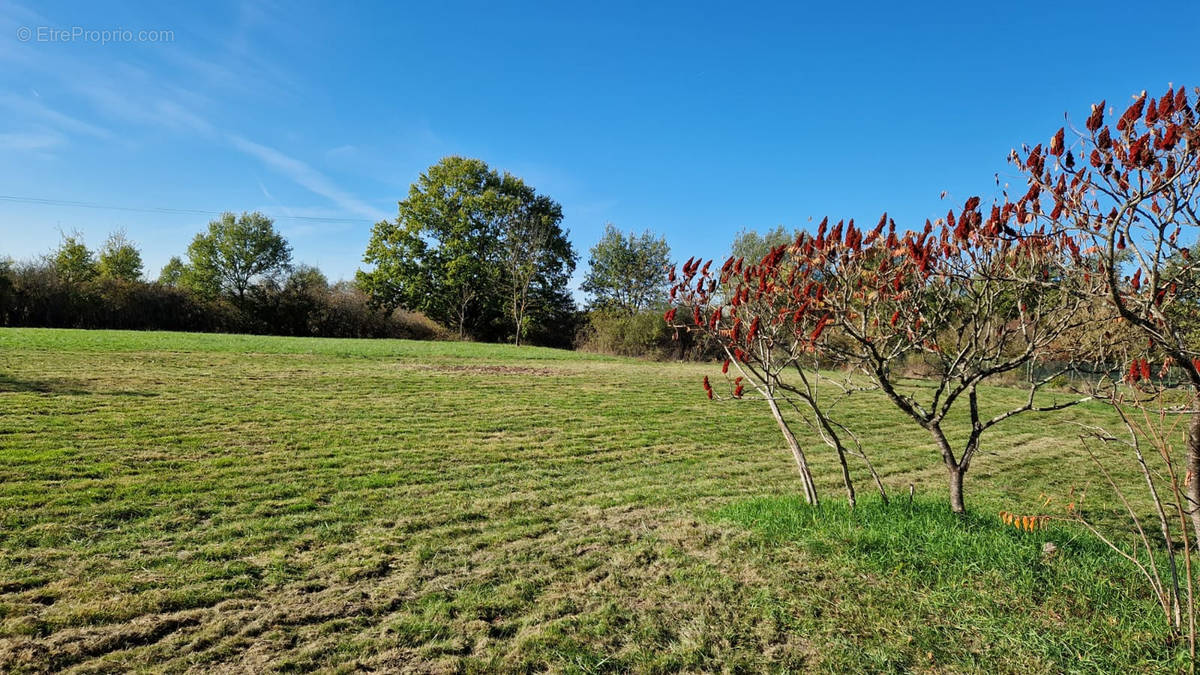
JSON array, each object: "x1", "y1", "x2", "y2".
[
  {"x1": 814, "y1": 416, "x2": 856, "y2": 507},
  {"x1": 948, "y1": 463, "x2": 966, "y2": 514},
  {"x1": 765, "y1": 393, "x2": 818, "y2": 506},
  {"x1": 1131, "y1": 426, "x2": 1184, "y2": 628},
  {"x1": 836, "y1": 447, "x2": 856, "y2": 508},
  {"x1": 862, "y1": 453, "x2": 888, "y2": 504},
  {"x1": 930, "y1": 425, "x2": 967, "y2": 514},
  {"x1": 1187, "y1": 400, "x2": 1200, "y2": 550}
]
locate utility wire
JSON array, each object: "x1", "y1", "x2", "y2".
[{"x1": 0, "y1": 194, "x2": 377, "y2": 225}]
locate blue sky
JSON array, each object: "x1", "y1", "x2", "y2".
[{"x1": 1, "y1": 1, "x2": 1197, "y2": 294}]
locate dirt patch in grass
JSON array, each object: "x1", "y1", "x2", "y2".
[{"x1": 423, "y1": 364, "x2": 559, "y2": 377}]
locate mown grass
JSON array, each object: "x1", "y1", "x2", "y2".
[
  {"x1": 718, "y1": 496, "x2": 1183, "y2": 672},
  {"x1": 0, "y1": 328, "x2": 1189, "y2": 672}
]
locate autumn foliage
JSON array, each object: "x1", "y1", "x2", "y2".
[
  {"x1": 668, "y1": 194, "x2": 1096, "y2": 512},
  {"x1": 1010, "y1": 85, "x2": 1200, "y2": 375},
  {"x1": 1009, "y1": 86, "x2": 1200, "y2": 554},
  {"x1": 664, "y1": 85, "x2": 1200, "y2": 519},
  {"x1": 660, "y1": 84, "x2": 1200, "y2": 651}
]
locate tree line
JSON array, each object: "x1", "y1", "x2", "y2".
[
  {"x1": 0, "y1": 213, "x2": 442, "y2": 339},
  {"x1": 0, "y1": 155, "x2": 704, "y2": 352}
]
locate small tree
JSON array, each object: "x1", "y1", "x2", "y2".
[
  {"x1": 285, "y1": 264, "x2": 329, "y2": 294},
  {"x1": 158, "y1": 256, "x2": 188, "y2": 286},
  {"x1": 187, "y1": 211, "x2": 292, "y2": 300},
  {"x1": 670, "y1": 206, "x2": 1094, "y2": 513},
  {"x1": 582, "y1": 225, "x2": 670, "y2": 315},
  {"x1": 729, "y1": 225, "x2": 796, "y2": 264},
  {"x1": 52, "y1": 233, "x2": 97, "y2": 283},
  {"x1": 97, "y1": 230, "x2": 143, "y2": 282},
  {"x1": 1011, "y1": 85, "x2": 1200, "y2": 542}
]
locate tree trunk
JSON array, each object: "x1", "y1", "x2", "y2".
[
  {"x1": 764, "y1": 393, "x2": 819, "y2": 506},
  {"x1": 930, "y1": 425, "x2": 967, "y2": 514},
  {"x1": 948, "y1": 464, "x2": 966, "y2": 514},
  {"x1": 1187, "y1": 400, "x2": 1200, "y2": 549},
  {"x1": 861, "y1": 451, "x2": 888, "y2": 504},
  {"x1": 837, "y1": 448, "x2": 856, "y2": 509}
]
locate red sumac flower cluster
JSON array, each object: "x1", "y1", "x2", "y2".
[
  {"x1": 1126, "y1": 358, "x2": 1153, "y2": 384},
  {"x1": 664, "y1": 184, "x2": 1082, "y2": 402}
]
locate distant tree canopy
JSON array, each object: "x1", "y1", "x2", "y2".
[
  {"x1": 285, "y1": 264, "x2": 329, "y2": 295},
  {"x1": 0, "y1": 258, "x2": 13, "y2": 312},
  {"x1": 2, "y1": 214, "x2": 446, "y2": 341},
  {"x1": 187, "y1": 211, "x2": 292, "y2": 300},
  {"x1": 729, "y1": 225, "x2": 797, "y2": 264},
  {"x1": 97, "y1": 230, "x2": 144, "y2": 282},
  {"x1": 581, "y1": 224, "x2": 670, "y2": 315},
  {"x1": 53, "y1": 233, "x2": 98, "y2": 284},
  {"x1": 158, "y1": 256, "x2": 187, "y2": 286},
  {"x1": 358, "y1": 156, "x2": 577, "y2": 343}
]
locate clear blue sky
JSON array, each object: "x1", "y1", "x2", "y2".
[{"x1": 1, "y1": 0, "x2": 1197, "y2": 294}]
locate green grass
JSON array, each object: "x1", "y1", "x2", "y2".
[
  {"x1": 0, "y1": 327, "x2": 1188, "y2": 672},
  {"x1": 717, "y1": 496, "x2": 1182, "y2": 672}
]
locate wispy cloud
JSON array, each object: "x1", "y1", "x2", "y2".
[
  {"x1": 0, "y1": 0, "x2": 385, "y2": 227},
  {"x1": 0, "y1": 129, "x2": 66, "y2": 152},
  {"x1": 0, "y1": 93, "x2": 113, "y2": 140},
  {"x1": 154, "y1": 99, "x2": 216, "y2": 135},
  {"x1": 229, "y1": 134, "x2": 388, "y2": 222},
  {"x1": 326, "y1": 144, "x2": 358, "y2": 159}
]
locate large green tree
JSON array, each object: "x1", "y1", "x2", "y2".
[
  {"x1": 186, "y1": 212, "x2": 292, "y2": 300},
  {"x1": 359, "y1": 156, "x2": 576, "y2": 342},
  {"x1": 581, "y1": 225, "x2": 670, "y2": 315}
]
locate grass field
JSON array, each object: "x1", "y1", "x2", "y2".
[{"x1": 0, "y1": 328, "x2": 1188, "y2": 672}]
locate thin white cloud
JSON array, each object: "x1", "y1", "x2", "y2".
[
  {"x1": 229, "y1": 134, "x2": 388, "y2": 222},
  {"x1": 0, "y1": 129, "x2": 66, "y2": 151},
  {"x1": 326, "y1": 144, "x2": 357, "y2": 159},
  {"x1": 0, "y1": 93, "x2": 113, "y2": 140},
  {"x1": 0, "y1": 0, "x2": 384, "y2": 228},
  {"x1": 154, "y1": 99, "x2": 215, "y2": 135}
]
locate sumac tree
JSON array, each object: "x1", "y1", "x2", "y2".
[
  {"x1": 669, "y1": 204, "x2": 1095, "y2": 513},
  {"x1": 1010, "y1": 85, "x2": 1200, "y2": 541}
]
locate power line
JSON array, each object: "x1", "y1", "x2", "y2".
[{"x1": 0, "y1": 194, "x2": 378, "y2": 225}]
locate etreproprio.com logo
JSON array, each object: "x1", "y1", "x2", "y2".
[{"x1": 16, "y1": 25, "x2": 174, "y2": 45}]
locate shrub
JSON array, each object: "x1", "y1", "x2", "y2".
[
  {"x1": 0, "y1": 260, "x2": 448, "y2": 340},
  {"x1": 576, "y1": 309, "x2": 713, "y2": 359}
]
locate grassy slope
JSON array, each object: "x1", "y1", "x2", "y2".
[{"x1": 0, "y1": 328, "x2": 1184, "y2": 672}]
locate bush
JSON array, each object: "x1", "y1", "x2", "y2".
[
  {"x1": 0, "y1": 261, "x2": 448, "y2": 340},
  {"x1": 576, "y1": 309, "x2": 715, "y2": 360},
  {"x1": 303, "y1": 284, "x2": 448, "y2": 340}
]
